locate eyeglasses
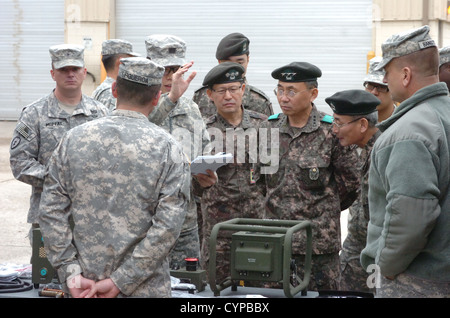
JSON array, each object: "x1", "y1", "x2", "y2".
[
  {"x1": 364, "y1": 82, "x2": 389, "y2": 93},
  {"x1": 211, "y1": 85, "x2": 243, "y2": 95},
  {"x1": 164, "y1": 66, "x2": 180, "y2": 76},
  {"x1": 274, "y1": 87, "x2": 310, "y2": 98},
  {"x1": 332, "y1": 117, "x2": 364, "y2": 129}
]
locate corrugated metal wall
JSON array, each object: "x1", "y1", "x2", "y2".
[
  {"x1": 116, "y1": 0, "x2": 372, "y2": 114},
  {"x1": 0, "y1": 0, "x2": 64, "y2": 120}
]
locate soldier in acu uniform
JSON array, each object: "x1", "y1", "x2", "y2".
[
  {"x1": 145, "y1": 34, "x2": 215, "y2": 269},
  {"x1": 193, "y1": 33, "x2": 273, "y2": 119},
  {"x1": 258, "y1": 62, "x2": 360, "y2": 291},
  {"x1": 199, "y1": 62, "x2": 267, "y2": 284},
  {"x1": 92, "y1": 39, "x2": 140, "y2": 110},
  {"x1": 326, "y1": 90, "x2": 381, "y2": 295},
  {"x1": 9, "y1": 44, "x2": 109, "y2": 242},
  {"x1": 39, "y1": 57, "x2": 191, "y2": 298}
]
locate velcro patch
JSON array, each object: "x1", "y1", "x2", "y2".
[
  {"x1": 15, "y1": 122, "x2": 36, "y2": 142},
  {"x1": 419, "y1": 40, "x2": 436, "y2": 50},
  {"x1": 10, "y1": 136, "x2": 21, "y2": 149}
]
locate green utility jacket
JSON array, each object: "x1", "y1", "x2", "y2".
[{"x1": 361, "y1": 82, "x2": 450, "y2": 281}]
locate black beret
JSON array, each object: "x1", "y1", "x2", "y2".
[
  {"x1": 325, "y1": 89, "x2": 380, "y2": 116},
  {"x1": 271, "y1": 62, "x2": 322, "y2": 82},
  {"x1": 202, "y1": 62, "x2": 245, "y2": 86},
  {"x1": 215, "y1": 33, "x2": 250, "y2": 60}
]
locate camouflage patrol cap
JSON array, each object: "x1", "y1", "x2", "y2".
[
  {"x1": 202, "y1": 62, "x2": 245, "y2": 86},
  {"x1": 49, "y1": 44, "x2": 84, "y2": 69},
  {"x1": 101, "y1": 39, "x2": 140, "y2": 57},
  {"x1": 439, "y1": 46, "x2": 450, "y2": 67},
  {"x1": 215, "y1": 33, "x2": 250, "y2": 60},
  {"x1": 376, "y1": 25, "x2": 437, "y2": 70},
  {"x1": 363, "y1": 56, "x2": 386, "y2": 86},
  {"x1": 271, "y1": 62, "x2": 322, "y2": 82},
  {"x1": 145, "y1": 34, "x2": 186, "y2": 67},
  {"x1": 326, "y1": 89, "x2": 380, "y2": 116},
  {"x1": 118, "y1": 57, "x2": 164, "y2": 86}
]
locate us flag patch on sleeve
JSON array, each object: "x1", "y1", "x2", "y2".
[{"x1": 16, "y1": 122, "x2": 36, "y2": 142}]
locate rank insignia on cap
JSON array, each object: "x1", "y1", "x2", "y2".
[
  {"x1": 226, "y1": 71, "x2": 240, "y2": 80},
  {"x1": 272, "y1": 62, "x2": 322, "y2": 82},
  {"x1": 202, "y1": 62, "x2": 245, "y2": 86},
  {"x1": 281, "y1": 72, "x2": 297, "y2": 81}
]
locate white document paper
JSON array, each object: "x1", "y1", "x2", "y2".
[{"x1": 190, "y1": 152, "x2": 233, "y2": 175}]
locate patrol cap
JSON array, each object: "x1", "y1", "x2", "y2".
[
  {"x1": 118, "y1": 57, "x2": 165, "y2": 86},
  {"x1": 202, "y1": 62, "x2": 245, "y2": 87},
  {"x1": 215, "y1": 33, "x2": 250, "y2": 60},
  {"x1": 439, "y1": 46, "x2": 450, "y2": 67},
  {"x1": 145, "y1": 34, "x2": 186, "y2": 67},
  {"x1": 326, "y1": 89, "x2": 380, "y2": 116},
  {"x1": 363, "y1": 56, "x2": 386, "y2": 86},
  {"x1": 101, "y1": 39, "x2": 140, "y2": 57},
  {"x1": 49, "y1": 44, "x2": 84, "y2": 69},
  {"x1": 376, "y1": 25, "x2": 437, "y2": 70},
  {"x1": 271, "y1": 62, "x2": 322, "y2": 82}
]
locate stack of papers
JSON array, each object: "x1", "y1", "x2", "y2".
[{"x1": 190, "y1": 152, "x2": 233, "y2": 175}]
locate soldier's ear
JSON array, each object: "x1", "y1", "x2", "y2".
[
  {"x1": 111, "y1": 81, "x2": 118, "y2": 98},
  {"x1": 151, "y1": 90, "x2": 162, "y2": 106},
  {"x1": 206, "y1": 88, "x2": 213, "y2": 101}
]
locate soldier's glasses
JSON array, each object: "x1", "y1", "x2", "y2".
[
  {"x1": 332, "y1": 117, "x2": 364, "y2": 129},
  {"x1": 164, "y1": 66, "x2": 180, "y2": 76},
  {"x1": 274, "y1": 88, "x2": 309, "y2": 98},
  {"x1": 211, "y1": 85, "x2": 243, "y2": 95},
  {"x1": 364, "y1": 82, "x2": 389, "y2": 93}
]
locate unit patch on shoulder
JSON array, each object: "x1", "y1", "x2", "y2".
[
  {"x1": 10, "y1": 136, "x2": 21, "y2": 149},
  {"x1": 321, "y1": 114, "x2": 333, "y2": 124},
  {"x1": 268, "y1": 113, "x2": 281, "y2": 121}
]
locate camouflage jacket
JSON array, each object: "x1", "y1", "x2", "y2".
[
  {"x1": 200, "y1": 109, "x2": 268, "y2": 245},
  {"x1": 9, "y1": 91, "x2": 109, "y2": 223},
  {"x1": 193, "y1": 79, "x2": 273, "y2": 119},
  {"x1": 341, "y1": 130, "x2": 381, "y2": 260},
  {"x1": 259, "y1": 106, "x2": 360, "y2": 255},
  {"x1": 92, "y1": 76, "x2": 116, "y2": 110},
  {"x1": 39, "y1": 110, "x2": 190, "y2": 297},
  {"x1": 149, "y1": 94, "x2": 211, "y2": 233}
]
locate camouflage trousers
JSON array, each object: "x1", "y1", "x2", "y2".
[
  {"x1": 290, "y1": 252, "x2": 341, "y2": 291},
  {"x1": 376, "y1": 273, "x2": 450, "y2": 298},
  {"x1": 340, "y1": 253, "x2": 375, "y2": 294},
  {"x1": 169, "y1": 226, "x2": 200, "y2": 269}
]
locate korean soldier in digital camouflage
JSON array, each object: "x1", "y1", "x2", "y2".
[
  {"x1": 145, "y1": 34, "x2": 215, "y2": 269},
  {"x1": 327, "y1": 89, "x2": 381, "y2": 295},
  {"x1": 9, "y1": 44, "x2": 109, "y2": 244},
  {"x1": 198, "y1": 62, "x2": 267, "y2": 284},
  {"x1": 92, "y1": 39, "x2": 140, "y2": 110},
  {"x1": 193, "y1": 32, "x2": 273, "y2": 119},
  {"x1": 39, "y1": 57, "x2": 191, "y2": 298},
  {"x1": 360, "y1": 25, "x2": 450, "y2": 298},
  {"x1": 338, "y1": 57, "x2": 395, "y2": 294},
  {"x1": 258, "y1": 62, "x2": 360, "y2": 291}
]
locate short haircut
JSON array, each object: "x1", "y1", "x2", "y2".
[
  {"x1": 355, "y1": 111, "x2": 378, "y2": 128},
  {"x1": 305, "y1": 80, "x2": 318, "y2": 89},
  {"x1": 115, "y1": 76, "x2": 161, "y2": 107},
  {"x1": 396, "y1": 46, "x2": 439, "y2": 77},
  {"x1": 101, "y1": 54, "x2": 117, "y2": 72},
  {"x1": 102, "y1": 54, "x2": 130, "y2": 72}
]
